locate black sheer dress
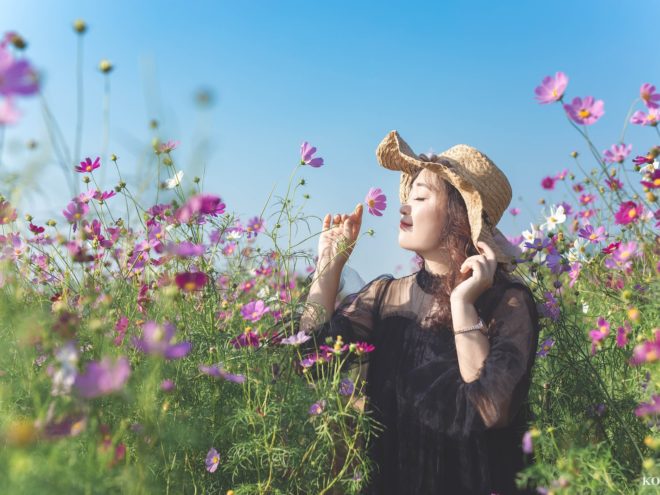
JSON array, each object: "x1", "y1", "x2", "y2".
[{"x1": 298, "y1": 265, "x2": 541, "y2": 495}]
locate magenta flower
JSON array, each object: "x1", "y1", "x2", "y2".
[
  {"x1": 230, "y1": 330, "x2": 261, "y2": 349},
  {"x1": 534, "y1": 71, "x2": 568, "y2": 104},
  {"x1": 633, "y1": 154, "x2": 654, "y2": 166},
  {"x1": 161, "y1": 379, "x2": 176, "y2": 392},
  {"x1": 175, "y1": 194, "x2": 225, "y2": 224},
  {"x1": 509, "y1": 207, "x2": 520, "y2": 216},
  {"x1": 241, "y1": 300, "x2": 270, "y2": 323},
  {"x1": 563, "y1": 96, "x2": 604, "y2": 125},
  {"x1": 579, "y1": 193, "x2": 595, "y2": 205},
  {"x1": 75, "y1": 156, "x2": 101, "y2": 174},
  {"x1": 300, "y1": 141, "x2": 324, "y2": 167},
  {"x1": 365, "y1": 187, "x2": 387, "y2": 216},
  {"x1": 630, "y1": 329, "x2": 660, "y2": 365},
  {"x1": 94, "y1": 190, "x2": 116, "y2": 202},
  {"x1": 541, "y1": 176, "x2": 556, "y2": 190},
  {"x1": 640, "y1": 83, "x2": 660, "y2": 109},
  {"x1": 614, "y1": 201, "x2": 643, "y2": 225},
  {"x1": 589, "y1": 317, "x2": 610, "y2": 343},
  {"x1": 616, "y1": 322, "x2": 631, "y2": 348},
  {"x1": 205, "y1": 447, "x2": 220, "y2": 473},
  {"x1": 522, "y1": 430, "x2": 533, "y2": 454},
  {"x1": 641, "y1": 169, "x2": 660, "y2": 189},
  {"x1": 605, "y1": 176, "x2": 624, "y2": 191},
  {"x1": 309, "y1": 399, "x2": 327, "y2": 415},
  {"x1": 28, "y1": 222, "x2": 44, "y2": 234},
  {"x1": 630, "y1": 108, "x2": 659, "y2": 127},
  {"x1": 132, "y1": 321, "x2": 192, "y2": 360},
  {"x1": 351, "y1": 341, "x2": 376, "y2": 356},
  {"x1": 168, "y1": 241, "x2": 205, "y2": 257},
  {"x1": 199, "y1": 363, "x2": 246, "y2": 383},
  {"x1": 73, "y1": 357, "x2": 131, "y2": 398},
  {"x1": 577, "y1": 224, "x2": 606, "y2": 244},
  {"x1": 0, "y1": 45, "x2": 39, "y2": 96},
  {"x1": 175, "y1": 271, "x2": 208, "y2": 292},
  {"x1": 114, "y1": 315, "x2": 129, "y2": 346},
  {"x1": 603, "y1": 143, "x2": 632, "y2": 164}
]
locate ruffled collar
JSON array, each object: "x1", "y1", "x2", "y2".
[{"x1": 415, "y1": 264, "x2": 448, "y2": 294}]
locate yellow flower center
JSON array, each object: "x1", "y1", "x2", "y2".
[
  {"x1": 578, "y1": 109, "x2": 591, "y2": 119},
  {"x1": 184, "y1": 281, "x2": 196, "y2": 291}
]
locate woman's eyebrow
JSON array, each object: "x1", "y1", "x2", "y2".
[{"x1": 413, "y1": 182, "x2": 431, "y2": 190}]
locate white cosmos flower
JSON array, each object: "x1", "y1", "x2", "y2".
[
  {"x1": 541, "y1": 205, "x2": 566, "y2": 232},
  {"x1": 639, "y1": 159, "x2": 659, "y2": 175},
  {"x1": 165, "y1": 170, "x2": 184, "y2": 189},
  {"x1": 567, "y1": 237, "x2": 589, "y2": 263},
  {"x1": 582, "y1": 301, "x2": 589, "y2": 314},
  {"x1": 520, "y1": 223, "x2": 541, "y2": 251}
]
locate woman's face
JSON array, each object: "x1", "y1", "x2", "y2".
[{"x1": 398, "y1": 168, "x2": 448, "y2": 255}]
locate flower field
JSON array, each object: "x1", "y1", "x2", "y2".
[{"x1": 0, "y1": 23, "x2": 659, "y2": 495}]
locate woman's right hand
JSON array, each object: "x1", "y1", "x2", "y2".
[{"x1": 317, "y1": 203, "x2": 363, "y2": 273}]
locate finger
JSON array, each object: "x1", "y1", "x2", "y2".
[
  {"x1": 323, "y1": 213, "x2": 331, "y2": 229},
  {"x1": 477, "y1": 241, "x2": 496, "y2": 260}
]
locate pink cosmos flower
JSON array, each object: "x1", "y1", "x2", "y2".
[
  {"x1": 205, "y1": 448, "x2": 220, "y2": 473},
  {"x1": 94, "y1": 190, "x2": 116, "y2": 202},
  {"x1": 537, "y1": 337, "x2": 555, "y2": 357},
  {"x1": 554, "y1": 168, "x2": 569, "y2": 180},
  {"x1": 602, "y1": 241, "x2": 620, "y2": 254},
  {"x1": 640, "y1": 83, "x2": 660, "y2": 109},
  {"x1": 577, "y1": 224, "x2": 606, "y2": 244},
  {"x1": 62, "y1": 199, "x2": 89, "y2": 231},
  {"x1": 175, "y1": 271, "x2": 208, "y2": 291},
  {"x1": 563, "y1": 96, "x2": 605, "y2": 125},
  {"x1": 158, "y1": 139, "x2": 179, "y2": 153},
  {"x1": 0, "y1": 97, "x2": 20, "y2": 125},
  {"x1": 365, "y1": 187, "x2": 387, "y2": 216},
  {"x1": 630, "y1": 108, "x2": 659, "y2": 126},
  {"x1": 605, "y1": 176, "x2": 624, "y2": 191},
  {"x1": 280, "y1": 330, "x2": 312, "y2": 346},
  {"x1": 75, "y1": 156, "x2": 101, "y2": 174},
  {"x1": 131, "y1": 321, "x2": 192, "y2": 360},
  {"x1": 199, "y1": 363, "x2": 246, "y2": 383},
  {"x1": 161, "y1": 379, "x2": 176, "y2": 392},
  {"x1": 114, "y1": 315, "x2": 129, "y2": 346},
  {"x1": 175, "y1": 194, "x2": 225, "y2": 224},
  {"x1": 300, "y1": 141, "x2": 324, "y2": 167},
  {"x1": 522, "y1": 430, "x2": 533, "y2": 454},
  {"x1": 604, "y1": 241, "x2": 641, "y2": 272},
  {"x1": 240, "y1": 299, "x2": 270, "y2": 322},
  {"x1": 579, "y1": 193, "x2": 595, "y2": 205},
  {"x1": 630, "y1": 329, "x2": 660, "y2": 365},
  {"x1": 508, "y1": 207, "x2": 520, "y2": 216},
  {"x1": 614, "y1": 201, "x2": 643, "y2": 225},
  {"x1": 73, "y1": 357, "x2": 131, "y2": 398},
  {"x1": 230, "y1": 330, "x2": 260, "y2": 349},
  {"x1": 616, "y1": 322, "x2": 632, "y2": 348},
  {"x1": 603, "y1": 143, "x2": 632, "y2": 164},
  {"x1": 0, "y1": 44, "x2": 39, "y2": 96},
  {"x1": 541, "y1": 176, "x2": 556, "y2": 190},
  {"x1": 0, "y1": 200, "x2": 17, "y2": 224},
  {"x1": 246, "y1": 216, "x2": 265, "y2": 239},
  {"x1": 534, "y1": 71, "x2": 568, "y2": 104}
]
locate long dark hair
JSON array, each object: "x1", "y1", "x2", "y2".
[{"x1": 410, "y1": 167, "x2": 515, "y2": 326}]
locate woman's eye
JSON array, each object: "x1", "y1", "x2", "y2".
[{"x1": 414, "y1": 198, "x2": 426, "y2": 201}]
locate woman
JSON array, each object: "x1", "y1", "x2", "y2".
[{"x1": 298, "y1": 130, "x2": 541, "y2": 494}]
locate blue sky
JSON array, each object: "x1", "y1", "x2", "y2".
[{"x1": 2, "y1": 0, "x2": 659, "y2": 283}]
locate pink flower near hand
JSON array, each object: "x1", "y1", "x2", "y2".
[
  {"x1": 563, "y1": 96, "x2": 604, "y2": 125},
  {"x1": 534, "y1": 71, "x2": 568, "y2": 104},
  {"x1": 300, "y1": 141, "x2": 324, "y2": 167},
  {"x1": 240, "y1": 299, "x2": 270, "y2": 322},
  {"x1": 630, "y1": 108, "x2": 659, "y2": 127},
  {"x1": 75, "y1": 156, "x2": 101, "y2": 173},
  {"x1": 365, "y1": 187, "x2": 387, "y2": 216},
  {"x1": 640, "y1": 83, "x2": 660, "y2": 109}
]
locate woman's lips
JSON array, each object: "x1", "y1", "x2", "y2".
[{"x1": 399, "y1": 222, "x2": 412, "y2": 230}]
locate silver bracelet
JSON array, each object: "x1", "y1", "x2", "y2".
[{"x1": 453, "y1": 317, "x2": 487, "y2": 336}]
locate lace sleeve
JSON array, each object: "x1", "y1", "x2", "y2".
[
  {"x1": 296, "y1": 273, "x2": 393, "y2": 376},
  {"x1": 454, "y1": 283, "x2": 540, "y2": 433},
  {"x1": 411, "y1": 282, "x2": 541, "y2": 438}
]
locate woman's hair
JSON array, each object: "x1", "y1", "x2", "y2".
[{"x1": 409, "y1": 167, "x2": 515, "y2": 326}]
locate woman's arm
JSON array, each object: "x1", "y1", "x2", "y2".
[
  {"x1": 299, "y1": 256, "x2": 343, "y2": 335},
  {"x1": 450, "y1": 298, "x2": 490, "y2": 383}
]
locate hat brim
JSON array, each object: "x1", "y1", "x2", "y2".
[{"x1": 376, "y1": 130, "x2": 516, "y2": 266}]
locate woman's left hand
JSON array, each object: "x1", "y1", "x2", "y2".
[{"x1": 450, "y1": 241, "x2": 497, "y2": 305}]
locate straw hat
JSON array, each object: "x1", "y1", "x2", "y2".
[{"x1": 376, "y1": 130, "x2": 518, "y2": 266}]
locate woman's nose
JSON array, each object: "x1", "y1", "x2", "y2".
[{"x1": 400, "y1": 204, "x2": 409, "y2": 215}]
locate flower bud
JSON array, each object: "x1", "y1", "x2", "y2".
[
  {"x1": 73, "y1": 19, "x2": 87, "y2": 34},
  {"x1": 46, "y1": 219, "x2": 57, "y2": 227},
  {"x1": 193, "y1": 176, "x2": 200, "y2": 184},
  {"x1": 646, "y1": 192, "x2": 657, "y2": 202},
  {"x1": 24, "y1": 214, "x2": 33, "y2": 222},
  {"x1": 110, "y1": 153, "x2": 117, "y2": 162},
  {"x1": 570, "y1": 151, "x2": 578, "y2": 158},
  {"x1": 98, "y1": 59, "x2": 113, "y2": 73},
  {"x1": 83, "y1": 176, "x2": 91, "y2": 183},
  {"x1": 8, "y1": 33, "x2": 27, "y2": 50},
  {"x1": 163, "y1": 156, "x2": 173, "y2": 166}
]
